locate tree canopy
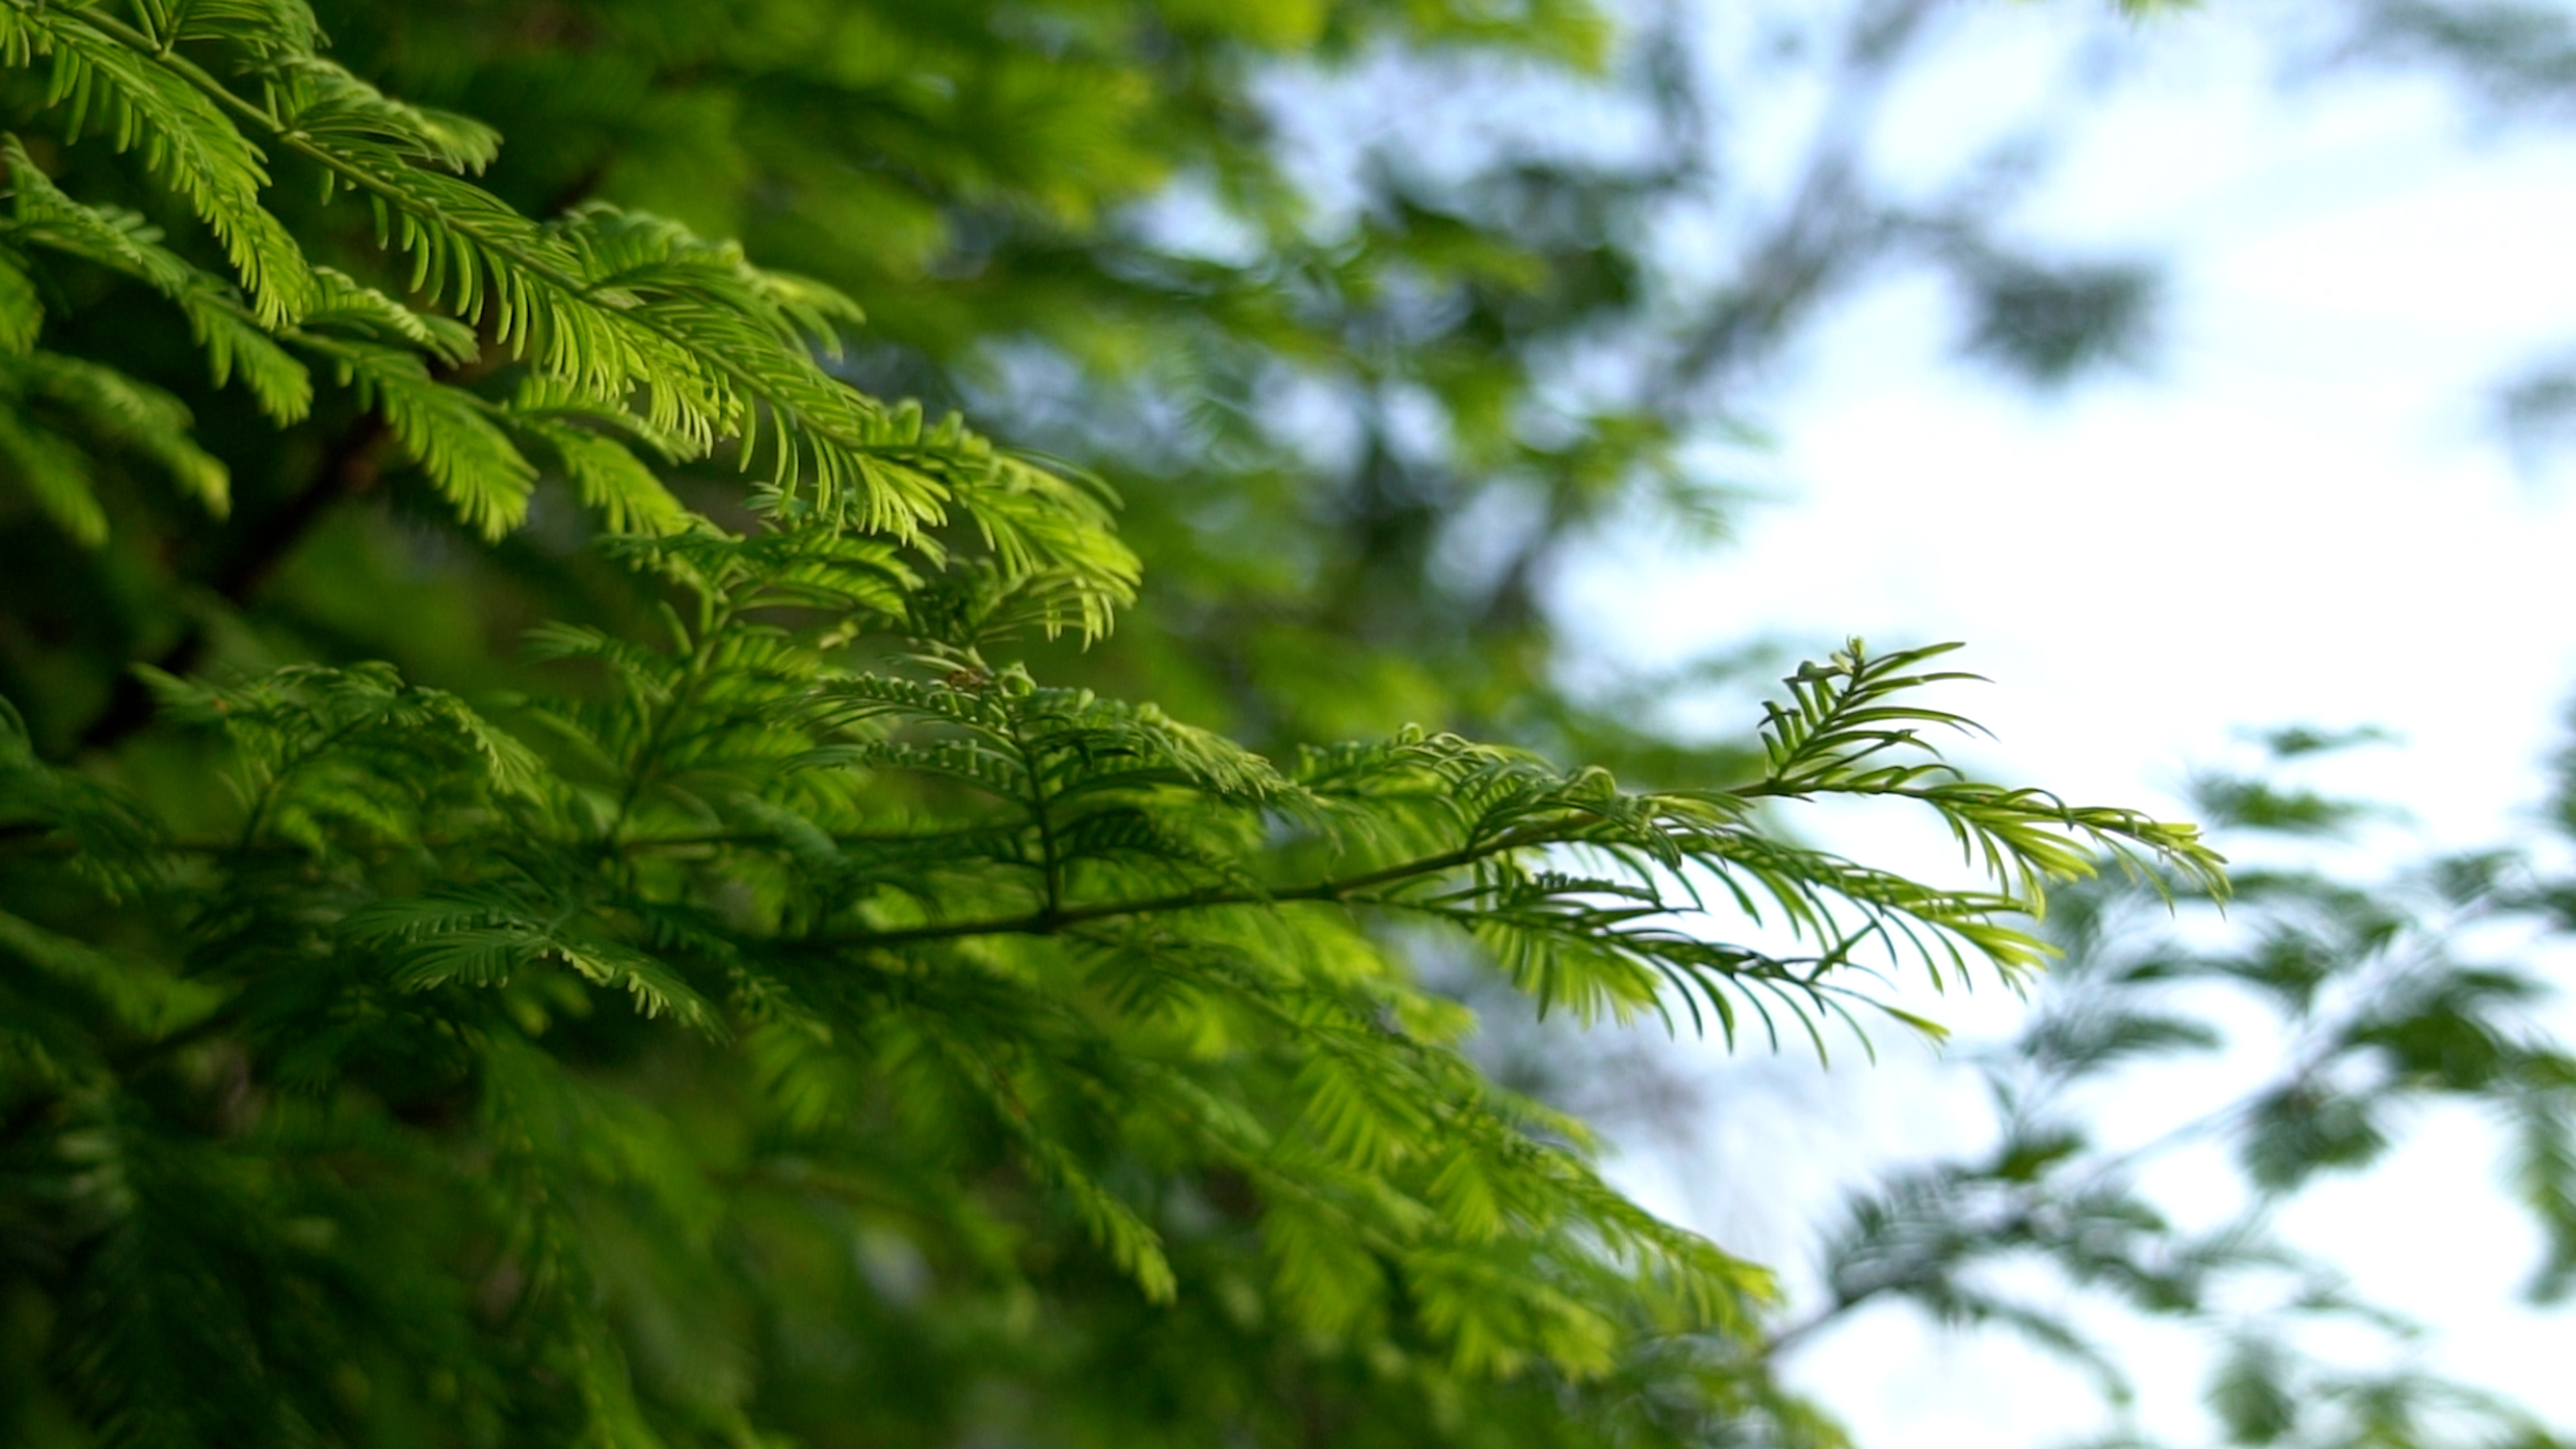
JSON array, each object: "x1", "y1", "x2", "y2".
[{"x1": 1, "y1": 1, "x2": 2571, "y2": 1447}]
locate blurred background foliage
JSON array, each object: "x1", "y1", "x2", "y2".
[
  {"x1": 9, "y1": 0, "x2": 2576, "y2": 1445},
  {"x1": 4, "y1": 0, "x2": 2212, "y2": 769}
]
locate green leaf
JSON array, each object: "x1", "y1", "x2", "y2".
[
  {"x1": 326, "y1": 339, "x2": 533, "y2": 537},
  {"x1": 0, "y1": 244, "x2": 38, "y2": 352}
]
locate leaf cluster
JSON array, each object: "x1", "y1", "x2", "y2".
[
  {"x1": 0, "y1": 0, "x2": 1133, "y2": 627},
  {"x1": 0, "y1": 4, "x2": 2247, "y2": 1445},
  {"x1": 0, "y1": 480, "x2": 2230, "y2": 1443}
]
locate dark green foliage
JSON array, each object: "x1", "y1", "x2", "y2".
[
  {"x1": 5, "y1": 1, "x2": 2569, "y2": 1446},
  {"x1": 1959, "y1": 258, "x2": 2159, "y2": 386},
  {"x1": 0, "y1": 3, "x2": 2241, "y2": 1444},
  {"x1": 2350, "y1": 0, "x2": 2576, "y2": 111},
  {"x1": 0, "y1": 0, "x2": 2200, "y2": 776},
  {"x1": 0, "y1": 491, "x2": 2222, "y2": 1442}
]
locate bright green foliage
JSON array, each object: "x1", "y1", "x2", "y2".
[
  {"x1": 0, "y1": 0, "x2": 2276, "y2": 1444},
  {"x1": 0, "y1": 0, "x2": 1137, "y2": 614},
  {"x1": 0, "y1": 0, "x2": 2194, "y2": 771},
  {"x1": 0, "y1": 481, "x2": 2221, "y2": 1440}
]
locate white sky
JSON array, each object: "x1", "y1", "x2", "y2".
[{"x1": 1551, "y1": 3, "x2": 2576, "y2": 1443}]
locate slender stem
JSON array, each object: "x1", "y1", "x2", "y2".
[
  {"x1": 799, "y1": 828, "x2": 1552, "y2": 951},
  {"x1": 606, "y1": 598, "x2": 733, "y2": 847},
  {"x1": 75, "y1": 407, "x2": 390, "y2": 752},
  {"x1": 620, "y1": 824, "x2": 1016, "y2": 851},
  {"x1": 235, "y1": 711, "x2": 374, "y2": 849},
  {"x1": 1004, "y1": 706, "x2": 1064, "y2": 921},
  {"x1": 1761, "y1": 1299, "x2": 1854, "y2": 1360}
]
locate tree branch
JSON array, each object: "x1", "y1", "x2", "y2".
[
  {"x1": 75, "y1": 412, "x2": 391, "y2": 753},
  {"x1": 792, "y1": 828, "x2": 1560, "y2": 951}
]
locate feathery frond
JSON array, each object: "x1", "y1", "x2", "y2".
[{"x1": 0, "y1": 10, "x2": 2255, "y2": 1444}]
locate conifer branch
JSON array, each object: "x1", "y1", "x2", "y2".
[
  {"x1": 0, "y1": 11, "x2": 2265, "y2": 1438},
  {"x1": 796, "y1": 829, "x2": 1563, "y2": 950}
]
